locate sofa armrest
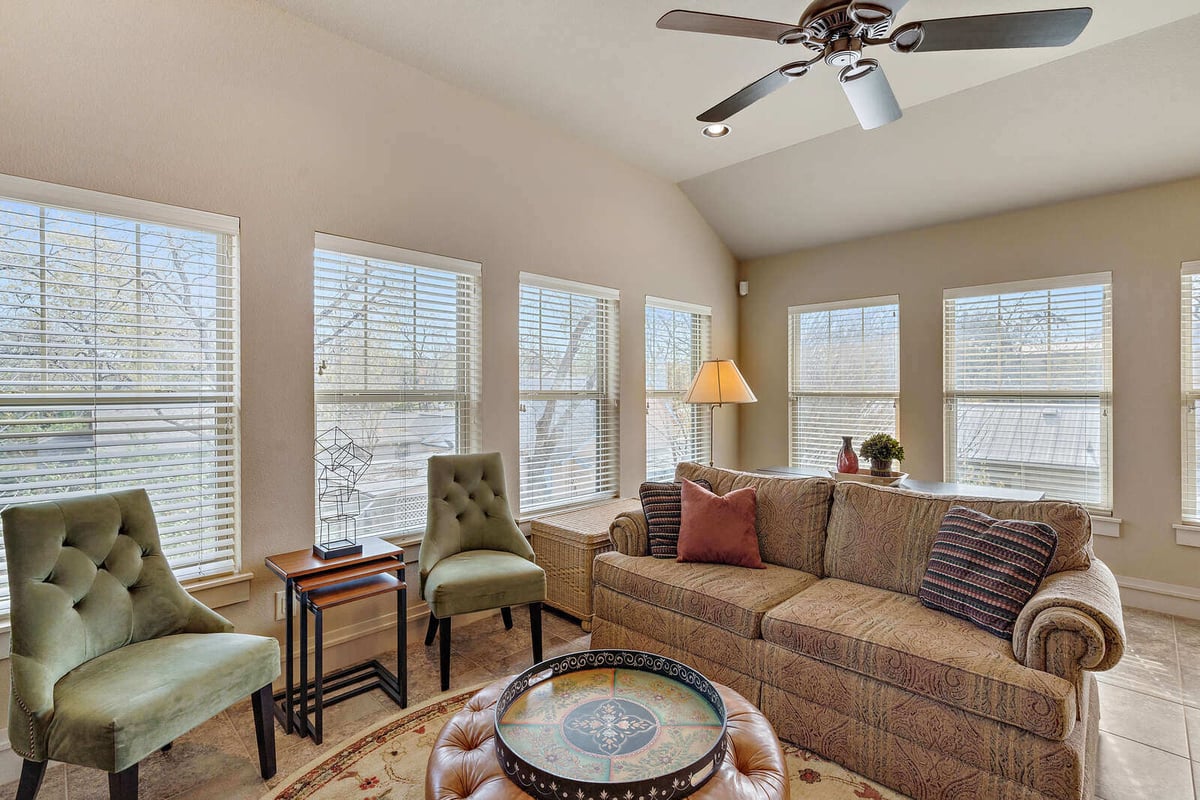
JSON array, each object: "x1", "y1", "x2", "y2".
[
  {"x1": 609, "y1": 511, "x2": 649, "y2": 557},
  {"x1": 1013, "y1": 559, "x2": 1125, "y2": 687}
]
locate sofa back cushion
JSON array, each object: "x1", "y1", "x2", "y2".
[
  {"x1": 824, "y1": 482, "x2": 1093, "y2": 596},
  {"x1": 675, "y1": 462, "x2": 834, "y2": 575}
]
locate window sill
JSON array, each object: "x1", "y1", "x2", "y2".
[
  {"x1": 1090, "y1": 514, "x2": 1122, "y2": 538},
  {"x1": 183, "y1": 571, "x2": 254, "y2": 610},
  {"x1": 518, "y1": 495, "x2": 623, "y2": 525},
  {"x1": 1175, "y1": 524, "x2": 1200, "y2": 548}
]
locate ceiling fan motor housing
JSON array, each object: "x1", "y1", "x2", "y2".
[{"x1": 799, "y1": 1, "x2": 893, "y2": 51}]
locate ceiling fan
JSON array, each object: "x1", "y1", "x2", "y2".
[{"x1": 658, "y1": 1, "x2": 1093, "y2": 131}]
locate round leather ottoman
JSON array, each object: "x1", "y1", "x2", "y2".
[{"x1": 426, "y1": 676, "x2": 789, "y2": 800}]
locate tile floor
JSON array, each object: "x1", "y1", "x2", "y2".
[{"x1": 4, "y1": 605, "x2": 1196, "y2": 800}]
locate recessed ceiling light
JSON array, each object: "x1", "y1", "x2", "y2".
[{"x1": 701, "y1": 124, "x2": 730, "y2": 138}]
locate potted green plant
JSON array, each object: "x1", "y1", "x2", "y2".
[{"x1": 859, "y1": 434, "x2": 905, "y2": 477}]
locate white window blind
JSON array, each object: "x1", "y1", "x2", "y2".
[
  {"x1": 0, "y1": 176, "x2": 240, "y2": 615},
  {"x1": 646, "y1": 297, "x2": 712, "y2": 481},
  {"x1": 788, "y1": 297, "x2": 899, "y2": 470},
  {"x1": 519, "y1": 273, "x2": 619, "y2": 514},
  {"x1": 1182, "y1": 263, "x2": 1200, "y2": 521},
  {"x1": 944, "y1": 273, "x2": 1112, "y2": 511},
  {"x1": 313, "y1": 234, "x2": 481, "y2": 539}
]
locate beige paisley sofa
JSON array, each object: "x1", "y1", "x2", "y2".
[{"x1": 591, "y1": 462, "x2": 1125, "y2": 800}]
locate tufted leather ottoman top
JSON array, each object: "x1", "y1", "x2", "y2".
[{"x1": 425, "y1": 676, "x2": 790, "y2": 800}]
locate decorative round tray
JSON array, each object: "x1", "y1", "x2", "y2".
[{"x1": 494, "y1": 650, "x2": 728, "y2": 800}]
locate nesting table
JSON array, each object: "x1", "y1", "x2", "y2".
[{"x1": 265, "y1": 539, "x2": 408, "y2": 743}]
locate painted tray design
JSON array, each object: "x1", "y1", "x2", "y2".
[{"x1": 495, "y1": 650, "x2": 728, "y2": 800}]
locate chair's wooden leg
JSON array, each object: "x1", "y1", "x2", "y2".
[
  {"x1": 251, "y1": 683, "x2": 277, "y2": 779},
  {"x1": 107, "y1": 763, "x2": 138, "y2": 800},
  {"x1": 530, "y1": 602, "x2": 543, "y2": 664},
  {"x1": 439, "y1": 614, "x2": 452, "y2": 691},
  {"x1": 501, "y1": 606, "x2": 513, "y2": 630},
  {"x1": 424, "y1": 613, "x2": 439, "y2": 646},
  {"x1": 15, "y1": 759, "x2": 46, "y2": 800}
]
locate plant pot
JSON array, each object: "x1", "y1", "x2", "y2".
[{"x1": 870, "y1": 459, "x2": 892, "y2": 477}]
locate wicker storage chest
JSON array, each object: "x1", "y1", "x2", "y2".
[{"x1": 530, "y1": 498, "x2": 642, "y2": 631}]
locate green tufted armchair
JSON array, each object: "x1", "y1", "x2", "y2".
[
  {"x1": 420, "y1": 452, "x2": 546, "y2": 691},
  {"x1": 1, "y1": 489, "x2": 281, "y2": 800}
]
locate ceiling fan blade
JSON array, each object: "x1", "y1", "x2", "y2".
[
  {"x1": 905, "y1": 8, "x2": 1093, "y2": 52},
  {"x1": 840, "y1": 60, "x2": 902, "y2": 130},
  {"x1": 657, "y1": 10, "x2": 800, "y2": 42},
  {"x1": 698, "y1": 69, "x2": 798, "y2": 123}
]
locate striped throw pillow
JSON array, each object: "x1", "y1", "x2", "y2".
[
  {"x1": 918, "y1": 506, "x2": 1059, "y2": 639},
  {"x1": 640, "y1": 479, "x2": 712, "y2": 559}
]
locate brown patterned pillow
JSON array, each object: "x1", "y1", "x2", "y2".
[
  {"x1": 919, "y1": 506, "x2": 1058, "y2": 639},
  {"x1": 640, "y1": 479, "x2": 712, "y2": 558}
]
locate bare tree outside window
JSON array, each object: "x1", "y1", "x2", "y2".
[
  {"x1": 313, "y1": 240, "x2": 480, "y2": 539},
  {"x1": 0, "y1": 196, "x2": 238, "y2": 613},
  {"x1": 944, "y1": 277, "x2": 1112, "y2": 510},
  {"x1": 518, "y1": 277, "x2": 619, "y2": 513},
  {"x1": 789, "y1": 298, "x2": 900, "y2": 471},
  {"x1": 645, "y1": 301, "x2": 711, "y2": 481}
]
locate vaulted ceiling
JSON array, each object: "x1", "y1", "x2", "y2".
[{"x1": 263, "y1": 1, "x2": 1200, "y2": 258}]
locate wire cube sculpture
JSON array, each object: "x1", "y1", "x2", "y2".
[{"x1": 314, "y1": 426, "x2": 373, "y2": 558}]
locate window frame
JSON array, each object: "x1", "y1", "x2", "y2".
[
  {"x1": 0, "y1": 173, "x2": 242, "y2": 613},
  {"x1": 644, "y1": 296, "x2": 712, "y2": 481},
  {"x1": 312, "y1": 232, "x2": 482, "y2": 540},
  {"x1": 943, "y1": 272, "x2": 1113, "y2": 512},
  {"x1": 787, "y1": 295, "x2": 901, "y2": 471},
  {"x1": 1182, "y1": 262, "x2": 1200, "y2": 522},
  {"x1": 518, "y1": 272, "x2": 620, "y2": 515}
]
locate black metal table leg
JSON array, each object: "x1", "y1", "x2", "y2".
[
  {"x1": 284, "y1": 578, "x2": 294, "y2": 733},
  {"x1": 299, "y1": 588, "x2": 309, "y2": 739},
  {"x1": 314, "y1": 605, "x2": 324, "y2": 745},
  {"x1": 397, "y1": 575, "x2": 408, "y2": 708}
]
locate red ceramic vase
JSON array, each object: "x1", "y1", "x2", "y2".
[{"x1": 836, "y1": 436, "x2": 859, "y2": 474}]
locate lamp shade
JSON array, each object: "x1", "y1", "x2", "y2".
[{"x1": 683, "y1": 359, "x2": 757, "y2": 406}]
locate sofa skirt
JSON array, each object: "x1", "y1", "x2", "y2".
[{"x1": 761, "y1": 678, "x2": 1097, "y2": 800}]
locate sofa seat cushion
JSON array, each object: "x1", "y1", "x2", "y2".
[
  {"x1": 47, "y1": 632, "x2": 280, "y2": 772},
  {"x1": 594, "y1": 552, "x2": 817, "y2": 639},
  {"x1": 761, "y1": 578, "x2": 1076, "y2": 740}
]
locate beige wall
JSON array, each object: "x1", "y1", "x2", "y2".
[
  {"x1": 0, "y1": 0, "x2": 737, "y2": 641},
  {"x1": 738, "y1": 175, "x2": 1200, "y2": 588}
]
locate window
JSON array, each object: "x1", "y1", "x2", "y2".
[
  {"x1": 0, "y1": 175, "x2": 240, "y2": 614},
  {"x1": 645, "y1": 298, "x2": 711, "y2": 481},
  {"x1": 1182, "y1": 263, "x2": 1200, "y2": 521},
  {"x1": 788, "y1": 297, "x2": 900, "y2": 470},
  {"x1": 518, "y1": 273, "x2": 619, "y2": 513},
  {"x1": 313, "y1": 234, "x2": 481, "y2": 539},
  {"x1": 944, "y1": 274, "x2": 1112, "y2": 511}
]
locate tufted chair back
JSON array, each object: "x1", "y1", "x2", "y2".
[
  {"x1": 1, "y1": 489, "x2": 232, "y2": 760},
  {"x1": 420, "y1": 452, "x2": 534, "y2": 596}
]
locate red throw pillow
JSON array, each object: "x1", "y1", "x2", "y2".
[{"x1": 676, "y1": 479, "x2": 765, "y2": 569}]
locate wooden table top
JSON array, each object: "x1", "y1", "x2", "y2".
[{"x1": 265, "y1": 538, "x2": 403, "y2": 582}]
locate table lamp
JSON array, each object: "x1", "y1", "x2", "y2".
[{"x1": 683, "y1": 359, "x2": 757, "y2": 467}]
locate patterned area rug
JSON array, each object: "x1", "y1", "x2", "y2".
[{"x1": 263, "y1": 686, "x2": 906, "y2": 800}]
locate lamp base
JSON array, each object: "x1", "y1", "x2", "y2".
[{"x1": 313, "y1": 539, "x2": 363, "y2": 560}]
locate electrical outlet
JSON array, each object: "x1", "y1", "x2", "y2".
[{"x1": 274, "y1": 590, "x2": 288, "y2": 621}]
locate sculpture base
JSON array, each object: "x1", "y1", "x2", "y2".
[{"x1": 313, "y1": 539, "x2": 363, "y2": 560}]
